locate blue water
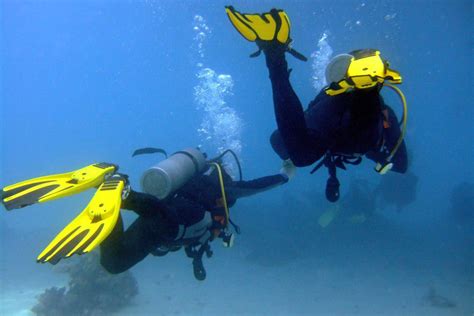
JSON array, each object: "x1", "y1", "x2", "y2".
[{"x1": 1, "y1": 1, "x2": 472, "y2": 315}]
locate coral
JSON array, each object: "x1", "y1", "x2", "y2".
[{"x1": 32, "y1": 252, "x2": 138, "y2": 316}]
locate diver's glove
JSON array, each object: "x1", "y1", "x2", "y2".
[
  {"x1": 225, "y1": 6, "x2": 307, "y2": 61},
  {"x1": 108, "y1": 173, "x2": 131, "y2": 200}
]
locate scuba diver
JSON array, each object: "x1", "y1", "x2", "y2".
[
  {"x1": 225, "y1": 7, "x2": 408, "y2": 202},
  {"x1": 1, "y1": 147, "x2": 290, "y2": 281},
  {"x1": 374, "y1": 171, "x2": 419, "y2": 213}
]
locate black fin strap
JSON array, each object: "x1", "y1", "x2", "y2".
[
  {"x1": 250, "y1": 46, "x2": 307, "y2": 62},
  {"x1": 250, "y1": 49, "x2": 262, "y2": 58},
  {"x1": 287, "y1": 47, "x2": 308, "y2": 61}
]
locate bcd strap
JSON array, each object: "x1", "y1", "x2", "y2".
[{"x1": 310, "y1": 153, "x2": 362, "y2": 175}]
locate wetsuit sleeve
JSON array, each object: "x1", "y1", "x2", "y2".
[
  {"x1": 225, "y1": 173, "x2": 288, "y2": 200},
  {"x1": 264, "y1": 46, "x2": 327, "y2": 166}
]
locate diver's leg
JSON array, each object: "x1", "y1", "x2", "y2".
[
  {"x1": 100, "y1": 191, "x2": 178, "y2": 274},
  {"x1": 270, "y1": 129, "x2": 290, "y2": 160},
  {"x1": 264, "y1": 47, "x2": 323, "y2": 166},
  {"x1": 100, "y1": 212, "x2": 176, "y2": 274}
]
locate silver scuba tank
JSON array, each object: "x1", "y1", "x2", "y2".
[{"x1": 140, "y1": 148, "x2": 207, "y2": 200}]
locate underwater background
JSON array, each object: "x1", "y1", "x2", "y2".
[{"x1": 1, "y1": 0, "x2": 473, "y2": 315}]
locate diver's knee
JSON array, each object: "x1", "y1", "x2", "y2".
[
  {"x1": 291, "y1": 159, "x2": 307, "y2": 167},
  {"x1": 290, "y1": 156, "x2": 314, "y2": 167},
  {"x1": 100, "y1": 257, "x2": 129, "y2": 275}
]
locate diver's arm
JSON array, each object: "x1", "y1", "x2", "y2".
[
  {"x1": 226, "y1": 173, "x2": 289, "y2": 200},
  {"x1": 264, "y1": 46, "x2": 327, "y2": 166}
]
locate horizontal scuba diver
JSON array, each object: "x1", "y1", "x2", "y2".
[
  {"x1": 1, "y1": 148, "x2": 291, "y2": 280},
  {"x1": 225, "y1": 6, "x2": 408, "y2": 202}
]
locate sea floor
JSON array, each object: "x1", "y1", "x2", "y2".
[{"x1": 1, "y1": 216, "x2": 472, "y2": 316}]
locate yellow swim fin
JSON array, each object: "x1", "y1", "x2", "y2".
[
  {"x1": 1, "y1": 163, "x2": 117, "y2": 210},
  {"x1": 37, "y1": 176, "x2": 126, "y2": 264},
  {"x1": 318, "y1": 204, "x2": 340, "y2": 228},
  {"x1": 225, "y1": 6, "x2": 307, "y2": 61},
  {"x1": 225, "y1": 6, "x2": 290, "y2": 44}
]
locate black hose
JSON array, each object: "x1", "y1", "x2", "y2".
[{"x1": 209, "y1": 149, "x2": 243, "y2": 181}]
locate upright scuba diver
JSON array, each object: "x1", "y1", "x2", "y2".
[
  {"x1": 1, "y1": 147, "x2": 290, "y2": 280},
  {"x1": 225, "y1": 7, "x2": 408, "y2": 202}
]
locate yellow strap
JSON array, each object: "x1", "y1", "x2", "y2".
[
  {"x1": 383, "y1": 83, "x2": 408, "y2": 162},
  {"x1": 210, "y1": 163, "x2": 230, "y2": 226}
]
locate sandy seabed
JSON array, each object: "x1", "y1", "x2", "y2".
[{"x1": 1, "y1": 215, "x2": 472, "y2": 316}]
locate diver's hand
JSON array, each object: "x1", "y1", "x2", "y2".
[{"x1": 280, "y1": 159, "x2": 296, "y2": 180}]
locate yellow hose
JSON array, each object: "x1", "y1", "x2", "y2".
[
  {"x1": 383, "y1": 83, "x2": 408, "y2": 162},
  {"x1": 210, "y1": 162, "x2": 230, "y2": 226}
]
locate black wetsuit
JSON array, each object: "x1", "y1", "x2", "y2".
[
  {"x1": 265, "y1": 47, "x2": 407, "y2": 174},
  {"x1": 100, "y1": 167, "x2": 287, "y2": 276}
]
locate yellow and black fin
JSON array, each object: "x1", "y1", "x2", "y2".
[
  {"x1": 37, "y1": 176, "x2": 125, "y2": 264},
  {"x1": 225, "y1": 6, "x2": 307, "y2": 61},
  {"x1": 225, "y1": 6, "x2": 290, "y2": 44},
  {"x1": 1, "y1": 163, "x2": 117, "y2": 210}
]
